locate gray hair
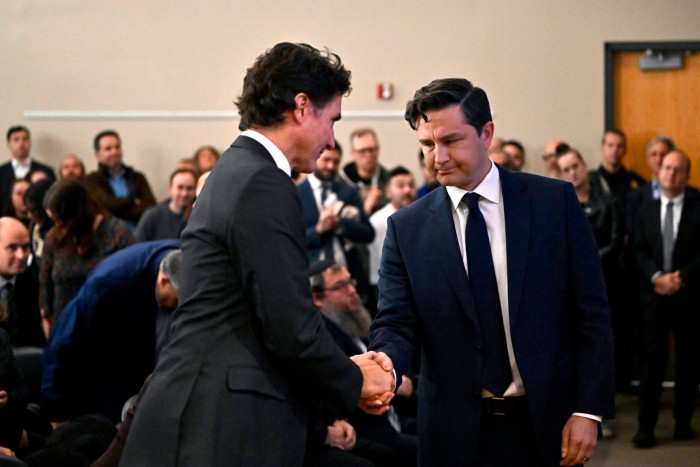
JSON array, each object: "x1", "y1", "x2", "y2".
[{"x1": 159, "y1": 250, "x2": 182, "y2": 290}]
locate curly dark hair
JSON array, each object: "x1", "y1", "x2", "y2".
[
  {"x1": 45, "y1": 180, "x2": 102, "y2": 254},
  {"x1": 404, "y1": 78, "x2": 492, "y2": 135},
  {"x1": 235, "y1": 43, "x2": 351, "y2": 131}
]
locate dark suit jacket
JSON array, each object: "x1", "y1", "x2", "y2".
[
  {"x1": 370, "y1": 167, "x2": 615, "y2": 466},
  {"x1": 634, "y1": 193, "x2": 700, "y2": 312},
  {"x1": 0, "y1": 160, "x2": 56, "y2": 212},
  {"x1": 9, "y1": 266, "x2": 45, "y2": 348},
  {"x1": 121, "y1": 135, "x2": 363, "y2": 466},
  {"x1": 298, "y1": 178, "x2": 374, "y2": 293}
]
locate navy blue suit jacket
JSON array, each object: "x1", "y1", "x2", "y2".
[
  {"x1": 370, "y1": 167, "x2": 615, "y2": 466},
  {"x1": 298, "y1": 178, "x2": 374, "y2": 291},
  {"x1": 41, "y1": 240, "x2": 180, "y2": 423}
]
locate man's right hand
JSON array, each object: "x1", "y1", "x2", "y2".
[
  {"x1": 351, "y1": 351, "x2": 394, "y2": 415},
  {"x1": 654, "y1": 271, "x2": 682, "y2": 295},
  {"x1": 316, "y1": 206, "x2": 339, "y2": 233}
]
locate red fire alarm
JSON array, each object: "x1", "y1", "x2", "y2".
[{"x1": 377, "y1": 82, "x2": 394, "y2": 100}]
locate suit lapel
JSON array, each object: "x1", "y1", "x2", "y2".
[
  {"x1": 499, "y1": 168, "x2": 529, "y2": 327},
  {"x1": 428, "y1": 188, "x2": 481, "y2": 330}
]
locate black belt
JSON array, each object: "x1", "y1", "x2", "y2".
[{"x1": 482, "y1": 396, "x2": 529, "y2": 416}]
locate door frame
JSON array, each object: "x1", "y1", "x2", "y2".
[{"x1": 604, "y1": 41, "x2": 700, "y2": 130}]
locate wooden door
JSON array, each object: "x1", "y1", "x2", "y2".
[{"x1": 607, "y1": 43, "x2": 700, "y2": 185}]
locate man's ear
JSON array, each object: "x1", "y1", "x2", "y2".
[
  {"x1": 480, "y1": 121, "x2": 495, "y2": 149},
  {"x1": 292, "y1": 93, "x2": 312, "y2": 123},
  {"x1": 312, "y1": 291, "x2": 324, "y2": 309}
]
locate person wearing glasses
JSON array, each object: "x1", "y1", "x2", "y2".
[
  {"x1": 298, "y1": 143, "x2": 375, "y2": 300},
  {"x1": 541, "y1": 139, "x2": 570, "y2": 179},
  {"x1": 340, "y1": 128, "x2": 390, "y2": 215},
  {"x1": 307, "y1": 259, "x2": 417, "y2": 466}
]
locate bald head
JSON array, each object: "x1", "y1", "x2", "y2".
[{"x1": 0, "y1": 217, "x2": 31, "y2": 279}]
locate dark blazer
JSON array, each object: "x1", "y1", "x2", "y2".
[
  {"x1": 0, "y1": 160, "x2": 56, "y2": 212},
  {"x1": 370, "y1": 167, "x2": 615, "y2": 466},
  {"x1": 634, "y1": 193, "x2": 700, "y2": 309},
  {"x1": 83, "y1": 163, "x2": 156, "y2": 225},
  {"x1": 298, "y1": 178, "x2": 374, "y2": 293},
  {"x1": 40, "y1": 240, "x2": 180, "y2": 423},
  {"x1": 9, "y1": 265, "x2": 46, "y2": 348},
  {"x1": 121, "y1": 135, "x2": 363, "y2": 466}
]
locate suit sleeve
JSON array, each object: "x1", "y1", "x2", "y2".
[
  {"x1": 230, "y1": 168, "x2": 362, "y2": 415},
  {"x1": 368, "y1": 215, "x2": 419, "y2": 382},
  {"x1": 633, "y1": 204, "x2": 661, "y2": 282},
  {"x1": 564, "y1": 183, "x2": 616, "y2": 418},
  {"x1": 337, "y1": 187, "x2": 375, "y2": 243}
]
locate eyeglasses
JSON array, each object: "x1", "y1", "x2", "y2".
[
  {"x1": 352, "y1": 146, "x2": 379, "y2": 155},
  {"x1": 541, "y1": 153, "x2": 556, "y2": 161},
  {"x1": 324, "y1": 278, "x2": 357, "y2": 292}
]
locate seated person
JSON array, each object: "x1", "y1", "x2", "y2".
[{"x1": 135, "y1": 169, "x2": 196, "y2": 242}]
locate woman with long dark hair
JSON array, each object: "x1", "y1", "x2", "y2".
[{"x1": 40, "y1": 180, "x2": 135, "y2": 332}]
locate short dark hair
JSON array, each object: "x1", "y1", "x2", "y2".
[
  {"x1": 6, "y1": 125, "x2": 30, "y2": 142},
  {"x1": 388, "y1": 165, "x2": 412, "y2": 182},
  {"x1": 235, "y1": 43, "x2": 352, "y2": 131},
  {"x1": 94, "y1": 130, "x2": 120, "y2": 152},
  {"x1": 503, "y1": 139, "x2": 525, "y2": 154},
  {"x1": 602, "y1": 128, "x2": 626, "y2": 144},
  {"x1": 405, "y1": 78, "x2": 492, "y2": 135}
]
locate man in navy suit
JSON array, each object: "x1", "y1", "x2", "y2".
[
  {"x1": 298, "y1": 142, "x2": 375, "y2": 296},
  {"x1": 369, "y1": 78, "x2": 615, "y2": 466},
  {"x1": 1, "y1": 126, "x2": 56, "y2": 211}
]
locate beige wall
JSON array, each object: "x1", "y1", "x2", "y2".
[{"x1": 2, "y1": 0, "x2": 699, "y2": 199}]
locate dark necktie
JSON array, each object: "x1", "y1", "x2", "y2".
[
  {"x1": 463, "y1": 193, "x2": 511, "y2": 396},
  {"x1": 320, "y1": 182, "x2": 335, "y2": 260},
  {"x1": 663, "y1": 201, "x2": 674, "y2": 272}
]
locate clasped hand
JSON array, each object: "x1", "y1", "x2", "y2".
[
  {"x1": 654, "y1": 271, "x2": 682, "y2": 295},
  {"x1": 350, "y1": 351, "x2": 395, "y2": 415}
]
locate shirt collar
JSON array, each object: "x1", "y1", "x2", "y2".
[
  {"x1": 307, "y1": 173, "x2": 323, "y2": 190},
  {"x1": 0, "y1": 275, "x2": 17, "y2": 289},
  {"x1": 661, "y1": 191, "x2": 684, "y2": 207},
  {"x1": 445, "y1": 161, "x2": 501, "y2": 211},
  {"x1": 241, "y1": 129, "x2": 291, "y2": 177},
  {"x1": 11, "y1": 158, "x2": 31, "y2": 170}
]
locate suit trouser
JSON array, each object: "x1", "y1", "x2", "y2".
[
  {"x1": 478, "y1": 399, "x2": 560, "y2": 467},
  {"x1": 638, "y1": 297, "x2": 700, "y2": 429}
]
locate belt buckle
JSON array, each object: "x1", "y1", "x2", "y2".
[{"x1": 489, "y1": 396, "x2": 506, "y2": 416}]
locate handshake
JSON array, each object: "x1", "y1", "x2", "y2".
[{"x1": 350, "y1": 351, "x2": 395, "y2": 415}]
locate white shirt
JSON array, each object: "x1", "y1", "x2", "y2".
[
  {"x1": 307, "y1": 173, "x2": 346, "y2": 268},
  {"x1": 660, "y1": 192, "x2": 683, "y2": 241},
  {"x1": 369, "y1": 202, "x2": 397, "y2": 285},
  {"x1": 445, "y1": 162, "x2": 525, "y2": 398},
  {"x1": 240, "y1": 130, "x2": 291, "y2": 177},
  {"x1": 12, "y1": 158, "x2": 32, "y2": 179},
  {"x1": 445, "y1": 162, "x2": 600, "y2": 422}
]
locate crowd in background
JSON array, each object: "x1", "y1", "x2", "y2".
[{"x1": 0, "y1": 121, "x2": 697, "y2": 464}]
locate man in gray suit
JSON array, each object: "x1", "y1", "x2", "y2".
[{"x1": 120, "y1": 43, "x2": 394, "y2": 466}]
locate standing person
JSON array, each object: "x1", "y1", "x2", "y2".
[
  {"x1": 368, "y1": 166, "x2": 416, "y2": 314},
  {"x1": 369, "y1": 78, "x2": 615, "y2": 466},
  {"x1": 0, "y1": 126, "x2": 56, "y2": 212},
  {"x1": 120, "y1": 43, "x2": 394, "y2": 466},
  {"x1": 297, "y1": 143, "x2": 374, "y2": 299},
  {"x1": 83, "y1": 130, "x2": 156, "y2": 229},
  {"x1": 341, "y1": 128, "x2": 389, "y2": 215},
  {"x1": 632, "y1": 149, "x2": 700, "y2": 448}
]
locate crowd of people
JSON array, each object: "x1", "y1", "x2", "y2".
[{"x1": 0, "y1": 67, "x2": 697, "y2": 465}]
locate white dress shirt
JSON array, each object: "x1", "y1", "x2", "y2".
[
  {"x1": 368, "y1": 202, "x2": 397, "y2": 286},
  {"x1": 307, "y1": 173, "x2": 347, "y2": 268},
  {"x1": 12, "y1": 158, "x2": 32, "y2": 179},
  {"x1": 240, "y1": 130, "x2": 291, "y2": 177},
  {"x1": 445, "y1": 162, "x2": 601, "y2": 422}
]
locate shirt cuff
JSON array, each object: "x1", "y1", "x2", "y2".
[
  {"x1": 572, "y1": 412, "x2": 602, "y2": 423},
  {"x1": 651, "y1": 271, "x2": 663, "y2": 284},
  {"x1": 392, "y1": 369, "x2": 397, "y2": 392}
]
